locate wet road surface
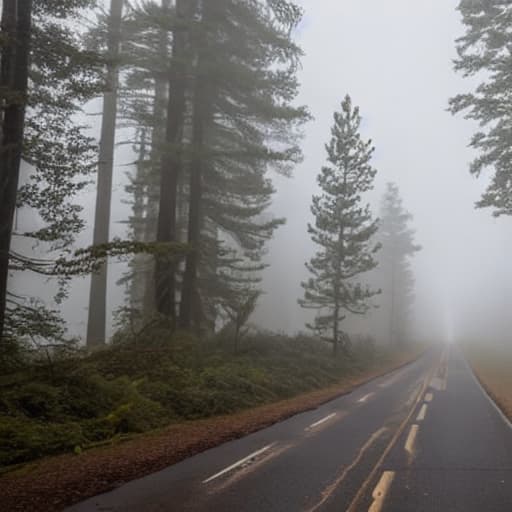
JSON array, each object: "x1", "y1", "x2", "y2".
[{"x1": 66, "y1": 345, "x2": 512, "y2": 511}]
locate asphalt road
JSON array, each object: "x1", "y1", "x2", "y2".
[{"x1": 66, "y1": 345, "x2": 512, "y2": 512}]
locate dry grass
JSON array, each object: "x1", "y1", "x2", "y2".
[{"x1": 465, "y1": 344, "x2": 512, "y2": 420}]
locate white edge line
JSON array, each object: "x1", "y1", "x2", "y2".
[
  {"x1": 202, "y1": 443, "x2": 275, "y2": 484},
  {"x1": 306, "y1": 412, "x2": 337, "y2": 430},
  {"x1": 465, "y1": 356, "x2": 512, "y2": 431},
  {"x1": 358, "y1": 392, "x2": 375, "y2": 403}
]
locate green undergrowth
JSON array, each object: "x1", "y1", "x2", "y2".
[{"x1": 0, "y1": 330, "x2": 412, "y2": 468}]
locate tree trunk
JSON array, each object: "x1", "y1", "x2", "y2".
[
  {"x1": 142, "y1": 0, "x2": 171, "y2": 317},
  {"x1": 0, "y1": 0, "x2": 32, "y2": 341},
  {"x1": 128, "y1": 130, "x2": 148, "y2": 318},
  {"x1": 179, "y1": 73, "x2": 206, "y2": 330},
  {"x1": 86, "y1": 0, "x2": 123, "y2": 348},
  {"x1": 332, "y1": 306, "x2": 339, "y2": 357},
  {"x1": 154, "y1": 0, "x2": 190, "y2": 320},
  {"x1": 389, "y1": 258, "x2": 396, "y2": 347},
  {"x1": 332, "y1": 212, "x2": 345, "y2": 357},
  {"x1": 179, "y1": 4, "x2": 213, "y2": 330}
]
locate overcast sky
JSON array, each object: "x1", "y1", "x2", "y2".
[{"x1": 254, "y1": 0, "x2": 512, "y2": 344}]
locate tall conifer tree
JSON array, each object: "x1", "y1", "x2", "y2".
[
  {"x1": 300, "y1": 96, "x2": 380, "y2": 355},
  {"x1": 450, "y1": 1, "x2": 512, "y2": 216},
  {"x1": 154, "y1": 0, "x2": 192, "y2": 321},
  {"x1": 178, "y1": 0, "x2": 308, "y2": 331},
  {"x1": 378, "y1": 182, "x2": 421, "y2": 346}
]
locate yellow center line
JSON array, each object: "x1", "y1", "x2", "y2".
[
  {"x1": 442, "y1": 365, "x2": 449, "y2": 390},
  {"x1": 305, "y1": 427, "x2": 388, "y2": 512},
  {"x1": 404, "y1": 424, "x2": 419, "y2": 457},
  {"x1": 416, "y1": 404, "x2": 428, "y2": 422},
  {"x1": 368, "y1": 471, "x2": 396, "y2": 512},
  {"x1": 346, "y1": 361, "x2": 437, "y2": 512}
]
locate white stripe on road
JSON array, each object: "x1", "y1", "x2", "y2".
[
  {"x1": 378, "y1": 373, "x2": 401, "y2": 388},
  {"x1": 416, "y1": 404, "x2": 428, "y2": 421},
  {"x1": 358, "y1": 392, "x2": 375, "y2": 403},
  {"x1": 368, "y1": 471, "x2": 396, "y2": 512},
  {"x1": 202, "y1": 444, "x2": 275, "y2": 484},
  {"x1": 425, "y1": 392, "x2": 433, "y2": 402},
  {"x1": 306, "y1": 413, "x2": 337, "y2": 430}
]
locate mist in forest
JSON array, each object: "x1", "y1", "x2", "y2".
[
  {"x1": 253, "y1": 0, "x2": 512, "y2": 346},
  {"x1": 7, "y1": 0, "x2": 512, "y2": 348}
]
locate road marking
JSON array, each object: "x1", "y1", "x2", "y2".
[
  {"x1": 442, "y1": 367, "x2": 448, "y2": 390},
  {"x1": 378, "y1": 373, "x2": 401, "y2": 388},
  {"x1": 405, "y1": 424, "x2": 419, "y2": 456},
  {"x1": 306, "y1": 413, "x2": 336, "y2": 430},
  {"x1": 430, "y1": 376, "x2": 443, "y2": 391},
  {"x1": 406, "y1": 382, "x2": 422, "y2": 407},
  {"x1": 346, "y1": 364, "x2": 435, "y2": 512},
  {"x1": 202, "y1": 444, "x2": 275, "y2": 484},
  {"x1": 368, "y1": 471, "x2": 395, "y2": 512},
  {"x1": 416, "y1": 404, "x2": 428, "y2": 421},
  {"x1": 425, "y1": 392, "x2": 433, "y2": 402},
  {"x1": 358, "y1": 392, "x2": 375, "y2": 403},
  {"x1": 305, "y1": 427, "x2": 387, "y2": 512}
]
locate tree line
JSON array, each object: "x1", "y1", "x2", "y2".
[{"x1": 0, "y1": 0, "x2": 423, "y2": 362}]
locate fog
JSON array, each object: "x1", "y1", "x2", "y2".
[
  {"x1": 254, "y1": 0, "x2": 512, "y2": 345},
  {"x1": 12, "y1": 0, "x2": 512, "y2": 347}
]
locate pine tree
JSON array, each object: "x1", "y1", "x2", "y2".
[
  {"x1": 178, "y1": 0, "x2": 308, "y2": 331},
  {"x1": 300, "y1": 95, "x2": 380, "y2": 356},
  {"x1": 450, "y1": 0, "x2": 512, "y2": 216},
  {"x1": 110, "y1": 0, "x2": 307, "y2": 334},
  {"x1": 124, "y1": 0, "x2": 171, "y2": 318},
  {"x1": 154, "y1": 0, "x2": 193, "y2": 321},
  {"x1": 378, "y1": 183, "x2": 421, "y2": 347},
  {"x1": 96, "y1": 0, "x2": 173, "y2": 321}
]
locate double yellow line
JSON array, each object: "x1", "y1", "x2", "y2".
[{"x1": 347, "y1": 359, "x2": 439, "y2": 512}]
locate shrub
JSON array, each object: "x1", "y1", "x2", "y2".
[
  {"x1": 0, "y1": 417, "x2": 83, "y2": 466},
  {"x1": 8, "y1": 383, "x2": 60, "y2": 419}
]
